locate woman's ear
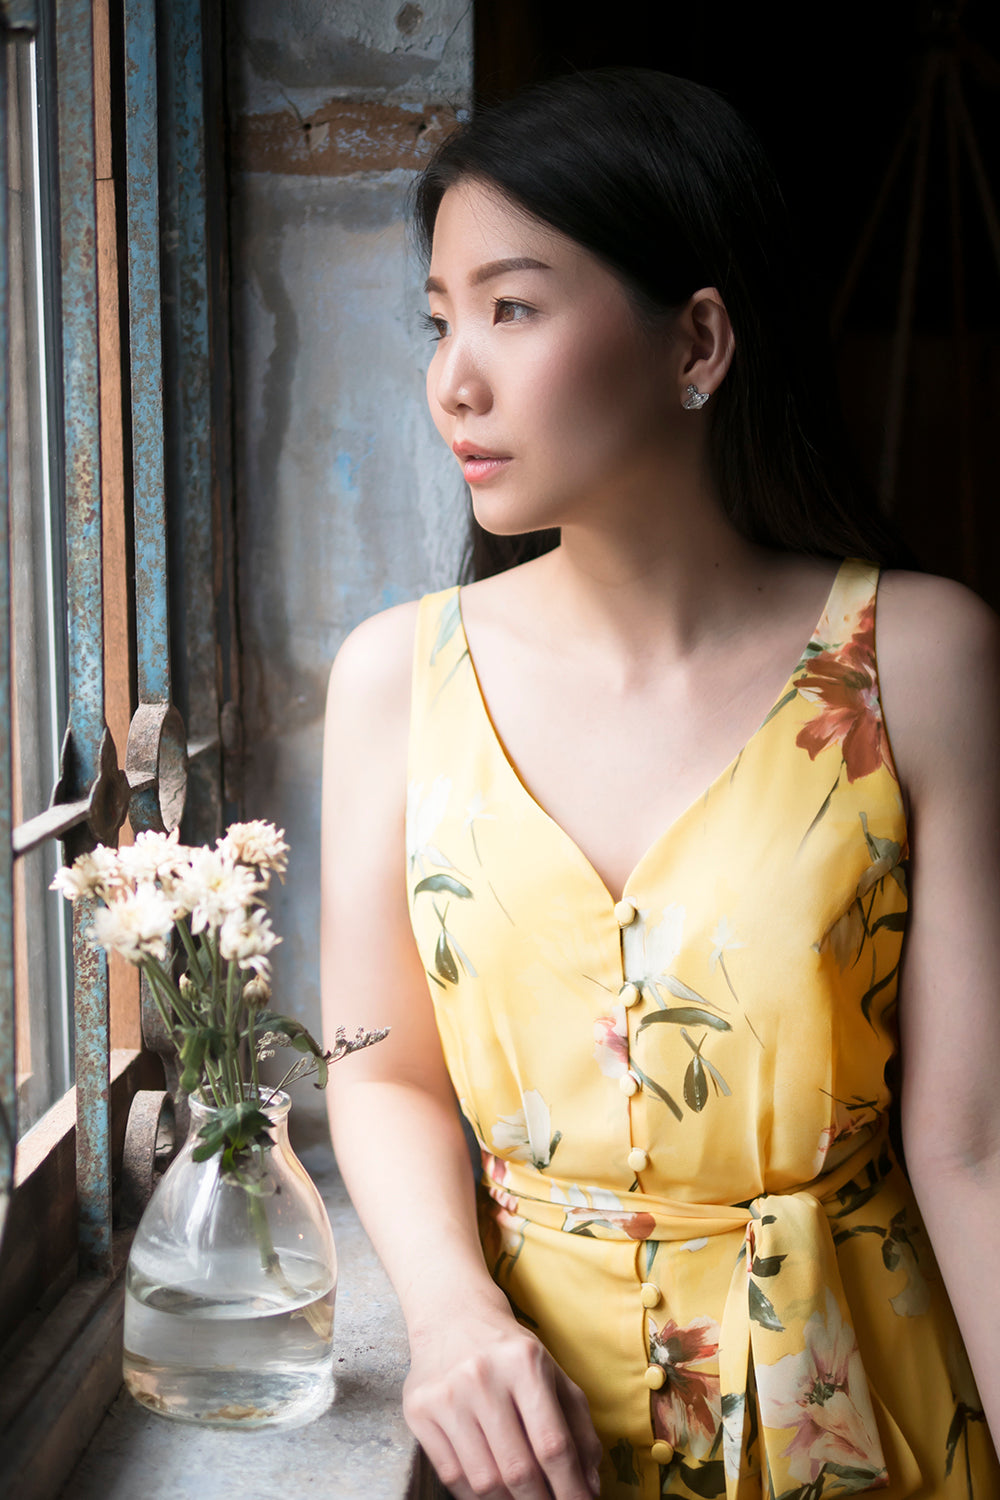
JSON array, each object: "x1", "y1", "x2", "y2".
[{"x1": 674, "y1": 287, "x2": 735, "y2": 406}]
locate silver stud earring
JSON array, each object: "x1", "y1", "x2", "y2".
[{"x1": 682, "y1": 384, "x2": 710, "y2": 410}]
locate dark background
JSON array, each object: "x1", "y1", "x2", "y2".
[{"x1": 474, "y1": 0, "x2": 1000, "y2": 606}]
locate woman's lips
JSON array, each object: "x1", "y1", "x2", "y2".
[
  {"x1": 461, "y1": 455, "x2": 512, "y2": 484},
  {"x1": 452, "y1": 442, "x2": 512, "y2": 485}
]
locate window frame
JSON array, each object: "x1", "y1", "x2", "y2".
[{"x1": 0, "y1": 0, "x2": 236, "y2": 1486}]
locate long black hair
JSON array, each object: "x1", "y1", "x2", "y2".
[{"x1": 413, "y1": 68, "x2": 903, "y2": 582}]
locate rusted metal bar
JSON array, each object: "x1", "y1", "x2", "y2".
[
  {"x1": 160, "y1": 0, "x2": 220, "y2": 841},
  {"x1": 124, "y1": 0, "x2": 169, "y2": 708},
  {"x1": 0, "y1": 33, "x2": 18, "y2": 1251},
  {"x1": 56, "y1": 0, "x2": 112, "y2": 1272}
]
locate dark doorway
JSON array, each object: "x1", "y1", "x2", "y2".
[{"x1": 474, "y1": 1, "x2": 1000, "y2": 606}]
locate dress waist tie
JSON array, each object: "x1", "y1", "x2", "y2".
[
  {"x1": 485, "y1": 1130, "x2": 903, "y2": 1497},
  {"x1": 718, "y1": 1187, "x2": 888, "y2": 1500}
]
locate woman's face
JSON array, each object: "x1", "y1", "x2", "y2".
[{"x1": 424, "y1": 179, "x2": 682, "y2": 536}]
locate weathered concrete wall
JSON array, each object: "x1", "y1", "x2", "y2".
[{"x1": 227, "y1": 2, "x2": 472, "y2": 1124}]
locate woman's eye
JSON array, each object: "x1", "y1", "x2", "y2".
[
  {"x1": 420, "y1": 312, "x2": 449, "y2": 341},
  {"x1": 492, "y1": 298, "x2": 533, "y2": 325}
]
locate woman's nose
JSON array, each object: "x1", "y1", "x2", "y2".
[{"x1": 432, "y1": 331, "x2": 492, "y2": 416}]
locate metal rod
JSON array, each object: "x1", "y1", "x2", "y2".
[
  {"x1": 55, "y1": 0, "x2": 111, "y2": 1273},
  {"x1": 125, "y1": 0, "x2": 170, "y2": 705},
  {"x1": 0, "y1": 29, "x2": 20, "y2": 1246}
]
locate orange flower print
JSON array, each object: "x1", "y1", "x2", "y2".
[
  {"x1": 795, "y1": 603, "x2": 894, "y2": 783},
  {"x1": 649, "y1": 1315, "x2": 722, "y2": 1462}
]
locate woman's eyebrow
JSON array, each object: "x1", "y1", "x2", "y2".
[{"x1": 424, "y1": 256, "x2": 552, "y2": 296}]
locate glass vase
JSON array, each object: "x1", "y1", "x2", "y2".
[{"x1": 123, "y1": 1090, "x2": 337, "y2": 1428}]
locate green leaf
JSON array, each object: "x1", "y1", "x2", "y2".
[
  {"x1": 644, "y1": 1239, "x2": 660, "y2": 1277},
  {"x1": 748, "y1": 1279, "x2": 784, "y2": 1332},
  {"x1": 676, "y1": 1460, "x2": 727, "y2": 1496},
  {"x1": 860, "y1": 963, "x2": 898, "y2": 1027},
  {"x1": 413, "y1": 873, "x2": 473, "y2": 900},
  {"x1": 434, "y1": 931, "x2": 459, "y2": 984},
  {"x1": 631, "y1": 1065, "x2": 683, "y2": 1122},
  {"x1": 759, "y1": 686, "x2": 799, "y2": 728},
  {"x1": 610, "y1": 1440, "x2": 640, "y2": 1487},
  {"x1": 684, "y1": 1055, "x2": 708, "y2": 1112},
  {"x1": 660, "y1": 975, "x2": 712, "y2": 1006},
  {"x1": 750, "y1": 1253, "x2": 786, "y2": 1278},
  {"x1": 639, "y1": 1007, "x2": 731, "y2": 1033},
  {"x1": 430, "y1": 594, "x2": 461, "y2": 664},
  {"x1": 870, "y1": 910, "x2": 907, "y2": 935},
  {"x1": 825, "y1": 1463, "x2": 888, "y2": 1486},
  {"x1": 945, "y1": 1406, "x2": 965, "y2": 1477},
  {"x1": 701, "y1": 1054, "x2": 732, "y2": 1097},
  {"x1": 193, "y1": 1101, "x2": 274, "y2": 1163}
]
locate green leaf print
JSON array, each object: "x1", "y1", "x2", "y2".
[
  {"x1": 748, "y1": 1279, "x2": 784, "y2": 1332},
  {"x1": 672, "y1": 1459, "x2": 727, "y2": 1497},
  {"x1": 638, "y1": 1007, "x2": 732, "y2": 1033},
  {"x1": 430, "y1": 594, "x2": 461, "y2": 664},
  {"x1": 414, "y1": 873, "x2": 473, "y2": 899},
  {"x1": 434, "y1": 930, "x2": 459, "y2": 984},
  {"x1": 869, "y1": 910, "x2": 907, "y2": 936},
  {"x1": 610, "y1": 1439, "x2": 640, "y2": 1486},
  {"x1": 758, "y1": 685, "x2": 799, "y2": 728},
  {"x1": 860, "y1": 963, "x2": 899, "y2": 1027},
  {"x1": 750, "y1": 1253, "x2": 786, "y2": 1277},
  {"x1": 684, "y1": 1054, "x2": 709, "y2": 1111},
  {"x1": 630, "y1": 1063, "x2": 683, "y2": 1122}
]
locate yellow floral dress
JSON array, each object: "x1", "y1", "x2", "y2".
[{"x1": 405, "y1": 559, "x2": 998, "y2": 1499}]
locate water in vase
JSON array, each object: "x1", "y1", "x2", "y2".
[{"x1": 123, "y1": 1248, "x2": 336, "y2": 1428}]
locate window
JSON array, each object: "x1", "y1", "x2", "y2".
[{"x1": 0, "y1": 0, "x2": 235, "y2": 1485}]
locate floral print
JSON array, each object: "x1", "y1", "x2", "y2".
[
  {"x1": 490, "y1": 1090, "x2": 561, "y2": 1170},
  {"x1": 794, "y1": 601, "x2": 894, "y2": 784},
  {"x1": 405, "y1": 564, "x2": 997, "y2": 1499},
  {"x1": 756, "y1": 1292, "x2": 886, "y2": 1492},
  {"x1": 649, "y1": 1316, "x2": 722, "y2": 1462}
]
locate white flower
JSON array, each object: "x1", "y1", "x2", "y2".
[
  {"x1": 217, "y1": 820, "x2": 289, "y2": 881},
  {"x1": 491, "y1": 1090, "x2": 559, "y2": 1168},
  {"x1": 50, "y1": 845, "x2": 124, "y2": 903},
  {"x1": 118, "y1": 828, "x2": 185, "y2": 888},
  {"x1": 89, "y1": 884, "x2": 176, "y2": 963},
  {"x1": 623, "y1": 903, "x2": 686, "y2": 995},
  {"x1": 173, "y1": 847, "x2": 262, "y2": 933},
  {"x1": 406, "y1": 777, "x2": 454, "y2": 875},
  {"x1": 709, "y1": 916, "x2": 744, "y2": 969},
  {"x1": 755, "y1": 1291, "x2": 884, "y2": 1486},
  {"x1": 218, "y1": 905, "x2": 280, "y2": 975}
]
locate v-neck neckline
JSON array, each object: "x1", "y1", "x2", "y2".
[{"x1": 453, "y1": 559, "x2": 851, "y2": 909}]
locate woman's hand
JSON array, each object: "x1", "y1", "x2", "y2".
[{"x1": 404, "y1": 1305, "x2": 603, "y2": 1500}]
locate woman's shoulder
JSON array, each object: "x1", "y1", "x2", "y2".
[
  {"x1": 875, "y1": 567, "x2": 1000, "y2": 801},
  {"x1": 326, "y1": 597, "x2": 427, "y2": 728}
]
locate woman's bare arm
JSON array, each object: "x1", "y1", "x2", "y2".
[
  {"x1": 878, "y1": 572, "x2": 1000, "y2": 1443},
  {"x1": 320, "y1": 604, "x2": 602, "y2": 1500}
]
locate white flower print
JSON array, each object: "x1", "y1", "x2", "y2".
[
  {"x1": 406, "y1": 776, "x2": 454, "y2": 876},
  {"x1": 755, "y1": 1290, "x2": 885, "y2": 1487},
  {"x1": 491, "y1": 1089, "x2": 561, "y2": 1169},
  {"x1": 709, "y1": 915, "x2": 744, "y2": 969},
  {"x1": 622, "y1": 903, "x2": 686, "y2": 1000}
]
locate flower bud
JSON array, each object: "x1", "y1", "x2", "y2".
[{"x1": 243, "y1": 975, "x2": 271, "y2": 1006}]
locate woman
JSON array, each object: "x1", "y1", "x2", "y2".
[{"x1": 321, "y1": 70, "x2": 1000, "y2": 1499}]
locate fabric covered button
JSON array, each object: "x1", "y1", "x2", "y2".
[
  {"x1": 640, "y1": 1282, "x2": 661, "y2": 1308},
  {"x1": 644, "y1": 1364, "x2": 666, "y2": 1390},
  {"x1": 651, "y1": 1441, "x2": 674, "y2": 1464},
  {"x1": 619, "y1": 981, "x2": 641, "y2": 1008},
  {"x1": 614, "y1": 899, "x2": 637, "y2": 927},
  {"x1": 627, "y1": 1147, "x2": 649, "y2": 1172},
  {"x1": 619, "y1": 1073, "x2": 639, "y2": 1097}
]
